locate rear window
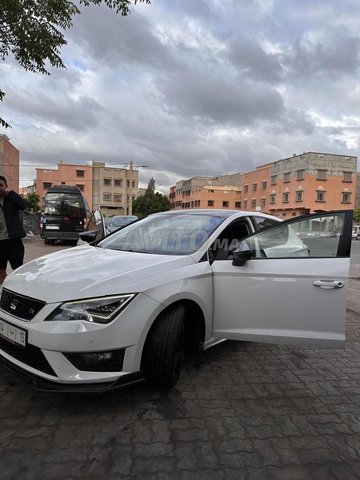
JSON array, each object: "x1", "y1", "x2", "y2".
[{"x1": 44, "y1": 193, "x2": 85, "y2": 218}]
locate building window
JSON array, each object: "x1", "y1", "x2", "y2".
[
  {"x1": 271, "y1": 175, "x2": 277, "y2": 185},
  {"x1": 296, "y1": 190, "x2": 304, "y2": 202},
  {"x1": 114, "y1": 179, "x2": 122, "y2": 187},
  {"x1": 260, "y1": 198, "x2": 266, "y2": 207},
  {"x1": 113, "y1": 194, "x2": 122, "y2": 202},
  {"x1": 223, "y1": 201, "x2": 229, "y2": 208},
  {"x1": 76, "y1": 184, "x2": 84, "y2": 192},
  {"x1": 104, "y1": 178, "x2": 112, "y2": 186},
  {"x1": 316, "y1": 190, "x2": 326, "y2": 202},
  {"x1": 235, "y1": 201, "x2": 241, "y2": 208},
  {"x1": 252, "y1": 183, "x2": 257, "y2": 192},
  {"x1": 251, "y1": 199, "x2": 256, "y2": 208},
  {"x1": 208, "y1": 200, "x2": 214, "y2": 207},
  {"x1": 342, "y1": 192, "x2": 352, "y2": 203},
  {"x1": 243, "y1": 200, "x2": 248, "y2": 209},
  {"x1": 103, "y1": 193, "x2": 112, "y2": 201},
  {"x1": 132, "y1": 181, "x2": 136, "y2": 188},
  {"x1": 282, "y1": 192, "x2": 289, "y2": 203},
  {"x1": 244, "y1": 185, "x2": 248, "y2": 193},
  {"x1": 76, "y1": 170, "x2": 85, "y2": 178},
  {"x1": 261, "y1": 181, "x2": 267, "y2": 190},
  {"x1": 269, "y1": 193, "x2": 276, "y2": 204},
  {"x1": 316, "y1": 169, "x2": 327, "y2": 181},
  {"x1": 296, "y1": 169, "x2": 305, "y2": 181},
  {"x1": 284, "y1": 172, "x2": 291, "y2": 183},
  {"x1": 209, "y1": 189, "x2": 214, "y2": 193},
  {"x1": 43, "y1": 182, "x2": 52, "y2": 189},
  {"x1": 61, "y1": 182, "x2": 66, "y2": 184},
  {"x1": 343, "y1": 171, "x2": 353, "y2": 182}
]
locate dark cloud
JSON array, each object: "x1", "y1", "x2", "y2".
[
  {"x1": 228, "y1": 36, "x2": 283, "y2": 83},
  {"x1": 69, "y1": 5, "x2": 179, "y2": 71},
  {"x1": 284, "y1": 29, "x2": 360, "y2": 80},
  {"x1": 1, "y1": 0, "x2": 359, "y2": 191}
]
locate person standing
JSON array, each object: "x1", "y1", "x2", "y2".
[{"x1": 0, "y1": 176, "x2": 28, "y2": 284}]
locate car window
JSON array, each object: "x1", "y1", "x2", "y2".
[
  {"x1": 244, "y1": 212, "x2": 346, "y2": 258},
  {"x1": 210, "y1": 219, "x2": 253, "y2": 259},
  {"x1": 252, "y1": 216, "x2": 280, "y2": 230},
  {"x1": 99, "y1": 213, "x2": 226, "y2": 255}
]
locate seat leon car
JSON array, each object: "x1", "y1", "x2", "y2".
[{"x1": 0, "y1": 209, "x2": 353, "y2": 392}]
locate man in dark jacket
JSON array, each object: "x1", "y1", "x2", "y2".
[{"x1": 0, "y1": 175, "x2": 27, "y2": 284}]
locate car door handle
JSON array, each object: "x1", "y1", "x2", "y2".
[{"x1": 312, "y1": 280, "x2": 344, "y2": 289}]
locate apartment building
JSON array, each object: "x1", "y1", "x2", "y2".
[
  {"x1": 92, "y1": 161, "x2": 138, "y2": 216},
  {"x1": 35, "y1": 161, "x2": 138, "y2": 214},
  {"x1": 171, "y1": 152, "x2": 357, "y2": 217},
  {"x1": 36, "y1": 161, "x2": 93, "y2": 208},
  {"x1": 172, "y1": 173, "x2": 244, "y2": 210},
  {"x1": 242, "y1": 152, "x2": 357, "y2": 218},
  {"x1": 0, "y1": 134, "x2": 20, "y2": 192}
]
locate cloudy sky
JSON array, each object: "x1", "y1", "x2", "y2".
[{"x1": 1, "y1": 0, "x2": 360, "y2": 190}]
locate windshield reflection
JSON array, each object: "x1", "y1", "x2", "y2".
[{"x1": 99, "y1": 213, "x2": 226, "y2": 255}]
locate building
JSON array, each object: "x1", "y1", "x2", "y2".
[
  {"x1": 92, "y1": 161, "x2": 138, "y2": 216},
  {"x1": 171, "y1": 152, "x2": 357, "y2": 217},
  {"x1": 35, "y1": 161, "x2": 139, "y2": 215},
  {"x1": 0, "y1": 134, "x2": 20, "y2": 192},
  {"x1": 172, "y1": 173, "x2": 244, "y2": 210},
  {"x1": 242, "y1": 152, "x2": 357, "y2": 218},
  {"x1": 36, "y1": 161, "x2": 93, "y2": 209}
]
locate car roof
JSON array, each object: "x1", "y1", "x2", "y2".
[{"x1": 152, "y1": 209, "x2": 279, "y2": 220}]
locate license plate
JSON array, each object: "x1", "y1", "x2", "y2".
[
  {"x1": 0, "y1": 318, "x2": 27, "y2": 347},
  {"x1": 46, "y1": 225, "x2": 59, "y2": 230}
]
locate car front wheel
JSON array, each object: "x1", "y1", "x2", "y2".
[{"x1": 142, "y1": 304, "x2": 185, "y2": 389}]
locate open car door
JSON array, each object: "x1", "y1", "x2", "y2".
[
  {"x1": 212, "y1": 210, "x2": 353, "y2": 347},
  {"x1": 78, "y1": 209, "x2": 106, "y2": 244}
]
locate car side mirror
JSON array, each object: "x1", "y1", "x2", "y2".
[
  {"x1": 232, "y1": 241, "x2": 251, "y2": 266},
  {"x1": 78, "y1": 230, "x2": 98, "y2": 244}
]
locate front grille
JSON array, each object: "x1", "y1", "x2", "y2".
[
  {"x1": 0, "y1": 336, "x2": 56, "y2": 376},
  {"x1": 0, "y1": 289, "x2": 45, "y2": 321}
]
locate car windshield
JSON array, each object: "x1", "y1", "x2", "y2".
[{"x1": 98, "y1": 213, "x2": 226, "y2": 255}]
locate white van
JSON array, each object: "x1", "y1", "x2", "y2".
[{"x1": 352, "y1": 225, "x2": 360, "y2": 240}]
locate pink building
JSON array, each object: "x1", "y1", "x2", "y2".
[{"x1": 0, "y1": 134, "x2": 20, "y2": 192}]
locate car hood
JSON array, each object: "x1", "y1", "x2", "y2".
[{"x1": 4, "y1": 245, "x2": 196, "y2": 303}]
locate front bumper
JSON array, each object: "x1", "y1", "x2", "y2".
[{"x1": 0, "y1": 353, "x2": 144, "y2": 392}]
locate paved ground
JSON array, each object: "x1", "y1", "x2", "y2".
[{"x1": 0, "y1": 236, "x2": 360, "y2": 479}]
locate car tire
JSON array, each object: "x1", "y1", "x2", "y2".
[{"x1": 143, "y1": 304, "x2": 185, "y2": 389}]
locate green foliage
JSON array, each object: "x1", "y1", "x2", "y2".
[
  {"x1": 354, "y1": 208, "x2": 360, "y2": 224},
  {"x1": 133, "y1": 177, "x2": 171, "y2": 217},
  {"x1": 24, "y1": 192, "x2": 41, "y2": 213},
  {"x1": 0, "y1": 0, "x2": 150, "y2": 128}
]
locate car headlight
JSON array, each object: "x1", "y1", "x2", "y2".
[{"x1": 45, "y1": 294, "x2": 136, "y2": 324}]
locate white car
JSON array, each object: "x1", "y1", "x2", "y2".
[{"x1": 0, "y1": 209, "x2": 353, "y2": 392}]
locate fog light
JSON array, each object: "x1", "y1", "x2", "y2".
[
  {"x1": 80, "y1": 352, "x2": 113, "y2": 365},
  {"x1": 63, "y1": 349, "x2": 125, "y2": 372}
]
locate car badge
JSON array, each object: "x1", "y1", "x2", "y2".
[{"x1": 10, "y1": 299, "x2": 19, "y2": 311}]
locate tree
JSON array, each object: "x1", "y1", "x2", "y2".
[
  {"x1": 354, "y1": 208, "x2": 360, "y2": 224},
  {"x1": 133, "y1": 178, "x2": 171, "y2": 217},
  {"x1": 24, "y1": 192, "x2": 41, "y2": 213},
  {"x1": 0, "y1": 0, "x2": 150, "y2": 128}
]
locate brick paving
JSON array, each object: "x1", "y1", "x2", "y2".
[{"x1": 0, "y1": 237, "x2": 360, "y2": 479}]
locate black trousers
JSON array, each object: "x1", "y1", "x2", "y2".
[{"x1": 0, "y1": 238, "x2": 25, "y2": 270}]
